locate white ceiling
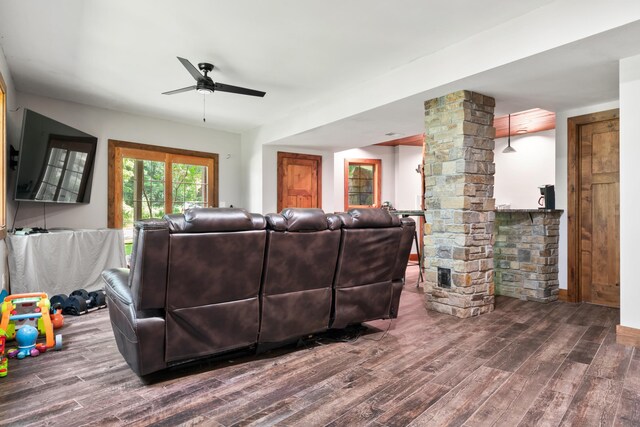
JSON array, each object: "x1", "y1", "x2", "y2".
[
  {"x1": 276, "y1": 21, "x2": 640, "y2": 150},
  {"x1": 1, "y1": 0, "x2": 639, "y2": 151}
]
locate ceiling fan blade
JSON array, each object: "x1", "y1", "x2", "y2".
[
  {"x1": 177, "y1": 57, "x2": 204, "y2": 81},
  {"x1": 214, "y1": 82, "x2": 266, "y2": 97},
  {"x1": 162, "y1": 85, "x2": 196, "y2": 95}
]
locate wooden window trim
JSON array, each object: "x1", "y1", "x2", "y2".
[
  {"x1": 0, "y1": 72, "x2": 6, "y2": 239},
  {"x1": 344, "y1": 158, "x2": 381, "y2": 210},
  {"x1": 566, "y1": 109, "x2": 619, "y2": 303},
  {"x1": 108, "y1": 139, "x2": 218, "y2": 228}
]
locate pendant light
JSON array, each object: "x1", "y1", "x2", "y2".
[{"x1": 502, "y1": 113, "x2": 516, "y2": 153}]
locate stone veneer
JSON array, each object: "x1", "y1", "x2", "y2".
[
  {"x1": 423, "y1": 90, "x2": 496, "y2": 318},
  {"x1": 494, "y1": 210, "x2": 563, "y2": 302}
]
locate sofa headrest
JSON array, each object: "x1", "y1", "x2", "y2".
[
  {"x1": 164, "y1": 208, "x2": 266, "y2": 233},
  {"x1": 266, "y1": 208, "x2": 340, "y2": 232},
  {"x1": 338, "y1": 208, "x2": 401, "y2": 229}
]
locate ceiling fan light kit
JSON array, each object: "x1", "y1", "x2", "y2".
[{"x1": 162, "y1": 57, "x2": 266, "y2": 98}]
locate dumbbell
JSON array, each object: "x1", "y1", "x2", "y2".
[
  {"x1": 51, "y1": 293, "x2": 81, "y2": 315},
  {"x1": 50, "y1": 294, "x2": 68, "y2": 312},
  {"x1": 88, "y1": 291, "x2": 107, "y2": 308},
  {"x1": 63, "y1": 289, "x2": 107, "y2": 316},
  {"x1": 70, "y1": 289, "x2": 106, "y2": 309}
]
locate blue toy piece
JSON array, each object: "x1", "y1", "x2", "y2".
[{"x1": 8, "y1": 325, "x2": 42, "y2": 359}]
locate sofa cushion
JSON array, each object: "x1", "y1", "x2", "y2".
[
  {"x1": 266, "y1": 208, "x2": 336, "y2": 232},
  {"x1": 165, "y1": 208, "x2": 266, "y2": 233},
  {"x1": 166, "y1": 231, "x2": 266, "y2": 308},
  {"x1": 338, "y1": 208, "x2": 401, "y2": 229}
]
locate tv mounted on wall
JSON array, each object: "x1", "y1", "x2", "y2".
[{"x1": 14, "y1": 109, "x2": 97, "y2": 204}]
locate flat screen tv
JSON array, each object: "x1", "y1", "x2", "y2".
[{"x1": 14, "y1": 109, "x2": 97, "y2": 204}]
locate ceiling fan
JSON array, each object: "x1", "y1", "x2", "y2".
[{"x1": 162, "y1": 57, "x2": 266, "y2": 98}]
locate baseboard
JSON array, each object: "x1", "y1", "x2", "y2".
[
  {"x1": 409, "y1": 254, "x2": 419, "y2": 261},
  {"x1": 558, "y1": 289, "x2": 568, "y2": 302},
  {"x1": 616, "y1": 325, "x2": 640, "y2": 347}
]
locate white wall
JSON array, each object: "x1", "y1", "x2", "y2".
[
  {"x1": 333, "y1": 145, "x2": 396, "y2": 212},
  {"x1": 555, "y1": 100, "x2": 619, "y2": 291},
  {"x1": 0, "y1": 47, "x2": 18, "y2": 145},
  {"x1": 620, "y1": 54, "x2": 640, "y2": 329},
  {"x1": 240, "y1": 135, "x2": 263, "y2": 213},
  {"x1": 261, "y1": 144, "x2": 334, "y2": 214},
  {"x1": 394, "y1": 145, "x2": 423, "y2": 254},
  {"x1": 256, "y1": 143, "x2": 419, "y2": 216},
  {"x1": 1, "y1": 46, "x2": 18, "y2": 292},
  {"x1": 494, "y1": 130, "x2": 555, "y2": 209},
  {"x1": 9, "y1": 92, "x2": 242, "y2": 229},
  {"x1": 394, "y1": 145, "x2": 423, "y2": 210}
]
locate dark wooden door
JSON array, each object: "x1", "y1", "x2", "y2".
[
  {"x1": 579, "y1": 117, "x2": 620, "y2": 307},
  {"x1": 277, "y1": 152, "x2": 322, "y2": 212}
]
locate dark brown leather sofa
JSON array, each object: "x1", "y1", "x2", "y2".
[{"x1": 102, "y1": 207, "x2": 414, "y2": 376}]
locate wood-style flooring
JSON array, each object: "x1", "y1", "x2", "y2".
[{"x1": 0, "y1": 266, "x2": 638, "y2": 426}]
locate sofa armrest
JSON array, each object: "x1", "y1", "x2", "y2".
[
  {"x1": 102, "y1": 267, "x2": 167, "y2": 376},
  {"x1": 102, "y1": 268, "x2": 133, "y2": 305}
]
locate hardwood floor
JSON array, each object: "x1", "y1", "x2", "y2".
[{"x1": 0, "y1": 266, "x2": 637, "y2": 426}]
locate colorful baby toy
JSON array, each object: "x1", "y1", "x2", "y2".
[
  {"x1": 0, "y1": 292, "x2": 63, "y2": 352},
  {"x1": 7, "y1": 325, "x2": 45, "y2": 359}
]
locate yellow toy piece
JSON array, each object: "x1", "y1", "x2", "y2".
[
  {"x1": 0, "y1": 328, "x2": 7, "y2": 377},
  {"x1": 0, "y1": 301, "x2": 15, "y2": 339}
]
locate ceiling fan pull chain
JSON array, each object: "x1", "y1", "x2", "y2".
[{"x1": 203, "y1": 94, "x2": 206, "y2": 122}]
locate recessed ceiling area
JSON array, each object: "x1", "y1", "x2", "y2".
[
  {"x1": 494, "y1": 109, "x2": 556, "y2": 138},
  {"x1": 371, "y1": 108, "x2": 555, "y2": 148},
  {"x1": 375, "y1": 134, "x2": 424, "y2": 147}
]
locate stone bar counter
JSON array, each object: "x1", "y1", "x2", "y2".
[{"x1": 493, "y1": 209, "x2": 563, "y2": 302}]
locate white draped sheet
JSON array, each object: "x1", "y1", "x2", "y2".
[{"x1": 7, "y1": 229, "x2": 127, "y2": 296}]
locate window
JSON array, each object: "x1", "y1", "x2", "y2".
[
  {"x1": 108, "y1": 140, "x2": 218, "y2": 234},
  {"x1": 344, "y1": 158, "x2": 381, "y2": 210}
]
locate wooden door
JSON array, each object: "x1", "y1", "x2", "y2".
[
  {"x1": 578, "y1": 117, "x2": 620, "y2": 307},
  {"x1": 277, "y1": 152, "x2": 322, "y2": 212}
]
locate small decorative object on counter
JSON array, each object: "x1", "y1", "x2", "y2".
[{"x1": 538, "y1": 185, "x2": 555, "y2": 209}]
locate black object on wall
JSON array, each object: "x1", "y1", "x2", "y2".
[
  {"x1": 9, "y1": 145, "x2": 19, "y2": 170},
  {"x1": 15, "y1": 109, "x2": 97, "y2": 204}
]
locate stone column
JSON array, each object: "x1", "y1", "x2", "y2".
[{"x1": 423, "y1": 90, "x2": 496, "y2": 318}]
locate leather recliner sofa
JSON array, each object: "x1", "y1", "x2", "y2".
[{"x1": 102, "y1": 207, "x2": 415, "y2": 376}]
